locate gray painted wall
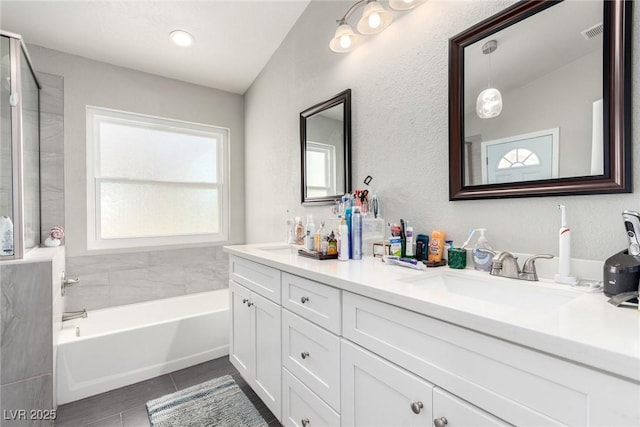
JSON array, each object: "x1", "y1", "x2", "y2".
[
  {"x1": 244, "y1": 0, "x2": 639, "y2": 262},
  {"x1": 27, "y1": 46, "x2": 245, "y2": 309}
]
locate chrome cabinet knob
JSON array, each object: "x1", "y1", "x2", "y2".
[
  {"x1": 242, "y1": 298, "x2": 249, "y2": 305},
  {"x1": 411, "y1": 401, "x2": 424, "y2": 414},
  {"x1": 300, "y1": 296, "x2": 309, "y2": 304},
  {"x1": 301, "y1": 418, "x2": 310, "y2": 427},
  {"x1": 433, "y1": 417, "x2": 448, "y2": 427},
  {"x1": 247, "y1": 301, "x2": 254, "y2": 307},
  {"x1": 301, "y1": 351, "x2": 310, "y2": 359}
]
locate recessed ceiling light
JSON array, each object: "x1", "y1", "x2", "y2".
[{"x1": 169, "y1": 30, "x2": 195, "y2": 47}]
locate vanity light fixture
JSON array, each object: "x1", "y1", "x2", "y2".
[
  {"x1": 169, "y1": 30, "x2": 195, "y2": 47},
  {"x1": 476, "y1": 39, "x2": 503, "y2": 118},
  {"x1": 330, "y1": 0, "x2": 424, "y2": 53}
]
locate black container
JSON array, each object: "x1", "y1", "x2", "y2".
[{"x1": 603, "y1": 249, "x2": 640, "y2": 297}]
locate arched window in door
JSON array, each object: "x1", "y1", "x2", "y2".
[{"x1": 497, "y1": 148, "x2": 541, "y2": 169}]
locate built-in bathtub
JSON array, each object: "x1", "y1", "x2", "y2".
[{"x1": 56, "y1": 289, "x2": 229, "y2": 405}]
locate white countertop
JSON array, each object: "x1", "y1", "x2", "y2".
[{"x1": 224, "y1": 243, "x2": 640, "y2": 383}]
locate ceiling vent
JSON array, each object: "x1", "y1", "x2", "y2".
[{"x1": 581, "y1": 22, "x2": 603, "y2": 40}]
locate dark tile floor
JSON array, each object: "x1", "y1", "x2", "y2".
[{"x1": 54, "y1": 356, "x2": 281, "y2": 427}]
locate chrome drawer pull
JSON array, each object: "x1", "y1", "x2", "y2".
[
  {"x1": 300, "y1": 296, "x2": 309, "y2": 304},
  {"x1": 433, "y1": 417, "x2": 448, "y2": 427},
  {"x1": 301, "y1": 351, "x2": 310, "y2": 359},
  {"x1": 411, "y1": 401, "x2": 424, "y2": 414},
  {"x1": 242, "y1": 298, "x2": 249, "y2": 304},
  {"x1": 247, "y1": 301, "x2": 254, "y2": 307},
  {"x1": 301, "y1": 419, "x2": 310, "y2": 427}
]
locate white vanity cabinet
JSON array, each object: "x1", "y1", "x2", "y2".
[
  {"x1": 281, "y1": 272, "x2": 342, "y2": 427},
  {"x1": 341, "y1": 339, "x2": 434, "y2": 427},
  {"x1": 228, "y1": 257, "x2": 282, "y2": 420},
  {"x1": 226, "y1": 248, "x2": 639, "y2": 427}
]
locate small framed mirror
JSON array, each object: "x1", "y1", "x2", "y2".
[
  {"x1": 449, "y1": 0, "x2": 631, "y2": 200},
  {"x1": 300, "y1": 89, "x2": 352, "y2": 205}
]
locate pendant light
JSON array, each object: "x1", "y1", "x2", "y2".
[
  {"x1": 357, "y1": 0, "x2": 393, "y2": 35},
  {"x1": 476, "y1": 39, "x2": 503, "y2": 119}
]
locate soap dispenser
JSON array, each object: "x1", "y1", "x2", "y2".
[{"x1": 472, "y1": 228, "x2": 494, "y2": 271}]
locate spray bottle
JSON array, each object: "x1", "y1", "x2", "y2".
[{"x1": 554, "y1": 205, "x2": 578, "y2": 285}]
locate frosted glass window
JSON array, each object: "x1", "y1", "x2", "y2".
[
  {"x1": 305, "y1": 141, "x2": 335, "y2": 197},
  {"x1": 86, "y1": 106, "x2": 229, "y2": 250}
]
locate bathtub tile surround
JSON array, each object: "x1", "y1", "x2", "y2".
[
  {"x1": 37, "y1": 72, "x2": 65, "y2": 244},
  {"x1": 54, "y1": 357, "x2": 280, "y2": 427},
  {"x1": 65, "y1": 246, "x2": 228, "y2": 310},
  {"x1": 0, "y1": 247, "x2": 65, "y2": 426}
]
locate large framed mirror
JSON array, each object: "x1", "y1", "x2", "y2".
[
  {"x1": 301, "y1": 89, "x2": 352, "y2": 205},
  {"x1": 449, "y1": 0, "x2": 631, "y2": 200}
]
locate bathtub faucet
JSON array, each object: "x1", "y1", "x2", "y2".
[{"x1": 62, "y1": 309, "x2": 87, "y2": 322}]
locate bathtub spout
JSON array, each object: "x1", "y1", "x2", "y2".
[{"x1": 62, "y1": 309, "x2": 87, "y2": 322}]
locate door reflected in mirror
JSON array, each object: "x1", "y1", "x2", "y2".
[
  {"x1": 449, "y1": 0, "x2": 631, "y2": 200},
  {"x1": 301, "y1": 89, "x2": 351, "y2": 205},
  {"x1": 464, "y1": 1, "x2": 601, "y2": 186}
]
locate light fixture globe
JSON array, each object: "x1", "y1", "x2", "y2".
[
  {"x1": 357, "y1": 1, "x2": 393, "y2": 35},
  {"x1": 389, "y1": 0, "x2": 425, "y2": 11},
  {"x1": 476, "y1": 88, "x2": 503, "y2": 118},
  {"x1": 330, "y1": 22, "x2": 361, "y2": 53}
]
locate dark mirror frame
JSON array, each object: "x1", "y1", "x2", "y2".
[
  {"x1": 448, "y1": 0, "x2": 632, "y2": 200},
  {"x1": 300, "y1": 89, "x2": 352, "y2": 205}
]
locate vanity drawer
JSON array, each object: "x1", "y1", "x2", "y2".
[
  {"x1": 433, "y1": 388, "x2": 511, "y2": 427},
  {"x1": 282, "y1": 272, "x2": 341, "y2": 334},
  {"x1": 282, "y1": 309, "x2": 340, "y2": 411},
  {"x1": 229, "y1": 255, "x2": 281, "y2": 303},
  {"x1": 282, "y1": 368, "x2": 340, "y2": 427},
  {"x1": 342, "y1": 292, "x2": 574, "y2": 426}
]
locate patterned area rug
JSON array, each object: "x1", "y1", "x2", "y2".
[{"x1": 146, "y1": 375, "x2": 268, "y2": 427}]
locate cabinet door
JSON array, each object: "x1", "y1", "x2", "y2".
[
  {"x1": 229, "y1": 280, "x2": 252, "y2": 380},
  {"x1": 253, "y1": 291, "x2": 282, "y2": 420},
  {"x1": 433, "y1": 388, "x2": 512, "y2": 427},
  {"x1": 342, "y1": 340, "x2": 433, "y2": 427}
]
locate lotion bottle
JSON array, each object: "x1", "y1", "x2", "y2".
[
  {"x1": 338, "y1": 217, "x2": 350, "y2": 261},
  {"x1": 0, "y1": 216, "x2": 13, "y2": 256},
  {"x1": 352, "y1": 206, "x2": 363, "y2": 260},
  {"x1": 472, "y1": 228, "x2": 493, "y2": 271}
]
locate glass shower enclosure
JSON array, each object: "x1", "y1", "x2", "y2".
[{"x1": 1, "y1": 31, "x2": 41, "y2": 259}]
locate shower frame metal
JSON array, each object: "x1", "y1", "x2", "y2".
[{"x1": 1, "y1": 30, "x2": 41, "y2": 260}]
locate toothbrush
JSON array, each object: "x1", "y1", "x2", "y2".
[{"x1": 460, "y1": 229, "x2": 476, "y2": 250}]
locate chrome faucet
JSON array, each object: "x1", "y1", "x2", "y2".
[
  {"x1": 481, "y1": 250, "x2": 553, "y2": 281},
  {"x1": 62, "y1": 309, "x2": 87, "y2": 322}
]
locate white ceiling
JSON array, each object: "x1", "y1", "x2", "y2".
[{"x1": 0, "y1": 0, "x2": 311, "y2": 94}]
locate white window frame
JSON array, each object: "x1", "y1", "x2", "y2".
[
  {"x1": 86, "y1": 106, "x2": 230, "y2": 251},
  {"x1": 305, "y1": 141, "x2": 336, "y2": 197}
]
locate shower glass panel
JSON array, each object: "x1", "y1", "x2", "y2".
[
  {"x1": 0, "y1": 36, "x2": 12, "y2": 232},
  {"x1": 20, "y1": 43, "x2": 40, "y2": 250},
  {"x1": 0, "y1": 33, "x2": 41, "y2": 259}
]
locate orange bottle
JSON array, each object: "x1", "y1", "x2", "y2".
[{"x1": 428, "y1": 230, "x2": 446, "y2": 263}]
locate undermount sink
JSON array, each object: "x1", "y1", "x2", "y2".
[
  {"x1": 400, "y1": 270, "x2": 579, "y2": 314},
  {"x1": 255, "y1": 244, "x2": 297, "y2": 255}
]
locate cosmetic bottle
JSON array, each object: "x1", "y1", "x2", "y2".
[
  {"x1": 428, "y1": 230, "x2": 446, "y2": 263},
  {"x1": 0, "y1": 216, "x2": 14, "y2": 256},
  {"x1": 305, "y1": 215, "x2": 316, "y2": 251},
  {"x1": 295, "y1": 217, "x2": 304, "y2": 245},
  {"x1": 338, "y1": 218, "x2": 349, "y2": 261},
  {"x1": 352, "y1": 207, "x2": 363, "y2": 260},
  {"x1": 345, "y1": 208, "x2": 353, "y2": 259},
  {"x1": 405, "y1": 226, "x2": 415, "y2": 258}
]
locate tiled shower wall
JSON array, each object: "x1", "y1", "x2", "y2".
[
  {"x1": 38, "y1": 72, "x2": 65, "y2": 244},
  {"x1": 64, "y1": 246, "x2": 229, "y2": 311}
]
